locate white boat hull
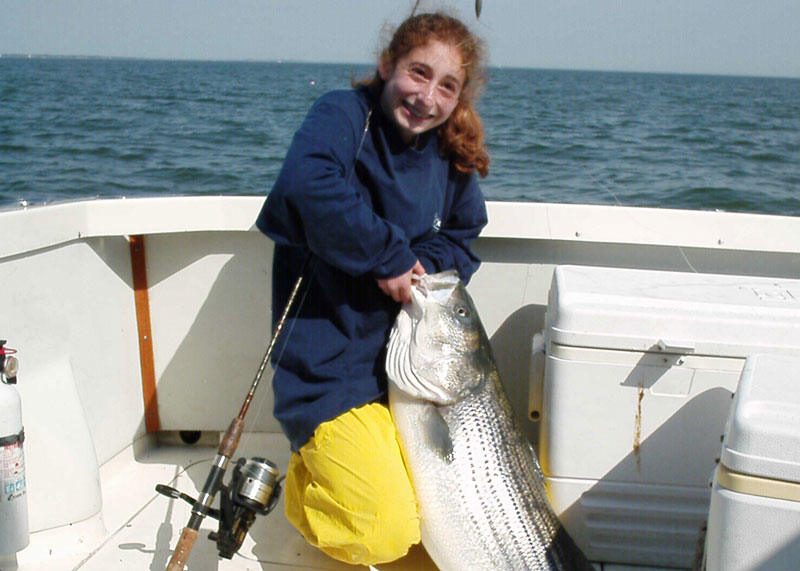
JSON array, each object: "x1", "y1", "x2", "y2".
[{"x1": 2, "y1": 196, "x2": 799, "y2": 570}]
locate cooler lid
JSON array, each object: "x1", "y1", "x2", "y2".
[
  {"x1": 547, "y1": 265, "x2": 800, "y2": 358},
  {"x1": 721, "y1": 354, "x2": 800, "y2": 483}
]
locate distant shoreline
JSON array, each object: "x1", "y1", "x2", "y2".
[
  {"x1": 3, "y1": 53, "x2": 798, "y2": 81},
  {"x1": 0, "y1": 52, "x2": 372, "y2": 66}
]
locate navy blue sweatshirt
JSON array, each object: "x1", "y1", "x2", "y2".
[{"x1": 256, "y1": 86, "x2": 487, "y2": 451}]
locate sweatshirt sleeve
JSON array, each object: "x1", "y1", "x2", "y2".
[
  {"x1": 412, "y1": 171, "x2": 488, "y2": 284},
  {"x1": 256, "y1": 92, "x2": 418, "y2": 279}
]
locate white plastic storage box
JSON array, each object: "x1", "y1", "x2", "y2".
[
  {"x1": 705, "y1": 354, "x2": 800, "y2": 571},
  {"x1": 536, "y1": 265, "x2": 800, "y2": 568}
]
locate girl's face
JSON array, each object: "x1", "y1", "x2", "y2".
[{"x1": 379, "y1": 40, "x2": 465, "y2": 143}]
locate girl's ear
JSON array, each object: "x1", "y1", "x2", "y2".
[{"x1": 378, "y1": 57, "x2": 393, "y2": 81}]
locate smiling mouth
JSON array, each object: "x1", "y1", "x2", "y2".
[{"x1": 402, "y1": 100, "x2": 434, "y2": 120}]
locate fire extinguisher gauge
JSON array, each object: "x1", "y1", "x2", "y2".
[{"x1": 3, "y1": 356, "x2": 19, "y2": 378}]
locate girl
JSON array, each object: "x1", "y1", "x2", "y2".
[{"x1": 256, "y1": 11, "x2": 489, "y2": 565}]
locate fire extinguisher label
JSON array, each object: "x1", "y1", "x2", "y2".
[{"x1": 1, "y1": 440, "x2": 26, "y2": 502}]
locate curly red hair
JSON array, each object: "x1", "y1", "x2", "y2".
[{"x1": 356, "y1": 12, "x2": 490, "y2": 178}]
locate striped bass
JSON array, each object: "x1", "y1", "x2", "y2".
[{"x1": 386, "y1": 271, "x2": 593, "y2": 571}]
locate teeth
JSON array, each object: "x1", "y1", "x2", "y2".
[{"x1": 403, "y1": 100, "x2": 432, "y2": 119}]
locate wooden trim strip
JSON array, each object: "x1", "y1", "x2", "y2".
[{"x1": 130, "y1": 234, "x2": 160, "y2": 433}]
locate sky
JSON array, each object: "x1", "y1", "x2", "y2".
[{"x1": 2, "y1": 0, "x2": 799, "y2": 78}]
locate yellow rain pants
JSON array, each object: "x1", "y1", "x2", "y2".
[{"x1": 284, "y1": 401, "x2": 421, "y2": 566}]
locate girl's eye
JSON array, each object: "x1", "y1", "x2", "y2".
[{"x1": 439, "y1": 82, "x2": 458, "y2": 96}]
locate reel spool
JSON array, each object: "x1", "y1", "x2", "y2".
[
  {"x1": 157, "y1": 456, "x2": 282, "y2": 559},
  {"x1": 210, "y1": 457, "x2": 281, "y2": 558}
]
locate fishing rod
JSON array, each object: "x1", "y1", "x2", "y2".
[
  {"x1": 160, "y1": 62, "x2": 372, "y2": 568},
  {"x1": 412, "y1": 0, "x2": 483, "y2": 18},
  {"x1": 159, "y1": 254, "x2": 312, "y2": 570}
]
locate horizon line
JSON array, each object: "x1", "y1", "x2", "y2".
[{"x1": 2, "y1": 53, "x2": 798, "y2": 81}]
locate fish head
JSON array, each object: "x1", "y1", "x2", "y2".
[{"x1": 386, "y1": 270, "x2": 491, "y2": 405}]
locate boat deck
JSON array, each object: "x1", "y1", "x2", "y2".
[
  {"x1": 10, "y1": 432, "x2": 677, "y2": 571},
  {"x1": 4, "y1": 198, "x2": 777, "y2": 570}
]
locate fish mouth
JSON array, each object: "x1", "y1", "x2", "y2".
[
  {"x1": 405, "y1": 273, "x2": 435, "y2": 321},
  {"x1": 411, "y1": 271, "x2": 460, "y2": 306}
]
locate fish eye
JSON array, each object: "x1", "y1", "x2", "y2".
[{"x1": 455, "y1": 305, "x2": 469, "y2": 318}]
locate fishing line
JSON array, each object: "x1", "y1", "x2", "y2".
[
  {"x1": 239, "y1": 257, "x2": 318, "y2": 441},
  {"x1": 586, "y1": 172, "x2": 624, "y2": 207},
  {"x1": 583, "y1": 166, "x2": 699, "y2": 274},
  {"x1": 162, "y1": 96, "x2": 380, "y2": 571},
  {"x1": 241, "y1": 107, "x2": 374, "y2": 437}
]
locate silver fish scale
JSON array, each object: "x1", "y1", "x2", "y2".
[
  {"x1": 387, "y1": 272, "x2": 593, "y2": 571},
  {"x1": 441, "y1": 369, "x2": 577, "y2": 569}
]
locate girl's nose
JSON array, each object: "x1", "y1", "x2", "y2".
[{"x1": 418, "y1": 84, "x2": 436, "y2": 105}]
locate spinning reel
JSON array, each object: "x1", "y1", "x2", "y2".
[
  {"x1": 162, "y1": 254, "x2": 312, "y2": 570},
  {"x1": 157, "y1": 457, "x2": 283, "y2": 559}
]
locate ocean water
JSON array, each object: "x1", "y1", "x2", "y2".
[{"x1": 1, "y1": 57, "x2": 799, "y2": 215}]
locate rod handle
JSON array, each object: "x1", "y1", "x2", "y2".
[
  {"x1": 166, "y1": 527, "x2": 199, "y2": 570},
  {"x1": 219, "y1": 416, "x2": 244, "y2": 457}
]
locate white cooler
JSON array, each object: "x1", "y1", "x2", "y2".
[
  {"x1": 705, "y1": 354, "x2": 800, "y2": 571},
  {"x1": 535, "y1": 265, "x2": 800, "y2": 567}
]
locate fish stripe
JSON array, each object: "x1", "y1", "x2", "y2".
[{"x1": 387, "y1": 272, "x2": 593, "y2": 570}]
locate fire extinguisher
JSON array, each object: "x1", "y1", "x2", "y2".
[{"x1": 1, "y1": 340, "x2": 29, "y2": 557}]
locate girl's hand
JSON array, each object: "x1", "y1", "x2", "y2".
[{"x1": 377, "y1": 261, "x2": 426, "y2": 303}]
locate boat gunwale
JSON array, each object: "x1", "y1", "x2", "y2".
[{"x1": 3, "y1": 196, "x2": 800, "y2": 260}]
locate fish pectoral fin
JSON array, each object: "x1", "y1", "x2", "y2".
[
  {"x1": 463, "y1": 368, "x2": 486, "y2": 395},
  {"x1": 422, "y1": 404, "x2": 454, "y2": 462}
]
